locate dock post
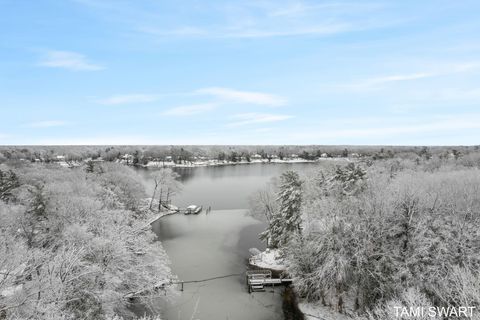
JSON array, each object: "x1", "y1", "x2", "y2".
[{"x1": 181, "y1": 282, "x2": 184, "y2": 291}]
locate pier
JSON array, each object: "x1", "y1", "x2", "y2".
[{"x1": 245, "y1": 270, "x2": 292, "y2": 293}]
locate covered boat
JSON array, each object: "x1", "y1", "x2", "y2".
[{"x1": 184, "y1": 205, "x2": 202, "y2": 215}]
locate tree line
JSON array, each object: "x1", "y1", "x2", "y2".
[
  {"x1": 2, "y1": 145, "x2": 478, "y2": 165},
  {"x1": 251, "y1": 152, "x2": 480, "y2": 319}
]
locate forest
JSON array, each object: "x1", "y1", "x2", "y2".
[
  {"x1": 0, "y1": 161, "x2": 172, "y2": 319},
  {"x1": 2, "y1": 146, "x2": 480, "y2": 319},
  {"x1": 250, "y1": 149, "x2": 480, "y2": 319},
  {"x1": 1, "y1": 145, "x2": 478, "y2": 165}
]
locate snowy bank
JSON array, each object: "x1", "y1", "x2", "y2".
[
  {"x1": 249, "y1": 248, "x2": 286, "y2": 272},
  {"x1": 144, "y1": 158, "x2": 328, "y2": 168},
  {"x1": 298, "y1": 301, "x2": 353, "y2": 320}
]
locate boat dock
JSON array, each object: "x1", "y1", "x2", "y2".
[{"x1": 245, "y1": 270, "x2": 292, "y2": 293}]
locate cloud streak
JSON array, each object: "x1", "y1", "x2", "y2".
[
  {"x1": 333, "y1": 62, "x2": 480, "y2": 92},
  {"x1": 26, "y1": 120, "x2": 69, "y2": 128},
  {"x1": 228, "y1": 113, "x2": 292, "y2": 126},
  {"x1": 196, "y1": 87, "x2": 287, "y2": 106},
  {"x1": 140, "y1": 23, "x2": 353, "y2": 39},
  {"x1": 97, "y1": 94, "x2": 159, "y2": 105},
  {"x1": 289, "y1": 114, "x2": 480, "y2": 142},
  {"x1": 161, "y1": 103, "x2": 217, "y2": 116},
  {"x1": 39, "y1": 50, "x2": 103, "y2": 71}
]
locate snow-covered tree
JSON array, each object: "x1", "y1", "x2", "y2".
[
  {"x1": 260, "y1": 171, "x2": 303, "y2": 248},
  {"x1": 149, "y1": 168, "x2": 182, "y2": 211}
]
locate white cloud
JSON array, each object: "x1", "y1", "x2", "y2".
[
  {"x1": 161, "y1": 103, "x2": 217, "y2": 116},
  {"x1": 26, "y1": 120, "x2": 69, "y2": 128},
  {"x1": 39, "y1": 50, "x2": 103, "y2": 71},
  {"x1": 368, "y1": 73, "x2": 434, "y2": 84},
  {"x1": 196, "y1": 87, "x2": 287, "y2": 106},
  {"x1": 137, "y1": 26, "x2": 208, "y2": 37},
  {"x1": 228, "y1": 113, "x2": 292, "y2": 126},
  {"x1": 267, "y1": 2, "x2": 383, "y2": 17},
  {"x1": 337, "y1": 62, "x2": 480, "y2": 91},
  {"x1": 140, "y1": 23, "x2": 353, "y2": 39},
  {"x1": 34, "y1": 135, "x2": 157, "y2": 145},
  {"x1": 97, "y1": 94, "x2": 159, "y2": 105},
  {"x1": 223, "y1": 24, "x2": 351, "y2": 38},
  {"x1": 289, "y1": 114, "x2": 480, "y2": 141},
  {"x1": 136, "y1": 1, "x2": 391, "y2": 40}
]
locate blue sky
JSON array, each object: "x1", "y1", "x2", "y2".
[{"x1": 1, "y1": 0, "x2": 480, "y2": 145}]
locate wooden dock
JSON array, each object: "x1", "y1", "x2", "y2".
[{"x1": 245, "y1": 270, "x2": 292, "y2": 293}]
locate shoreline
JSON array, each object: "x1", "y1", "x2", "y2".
[{"x1": 142, "y1": 157, "x2": 351, "y2": 169}]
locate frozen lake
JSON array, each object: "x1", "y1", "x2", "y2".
[{"x1": 138, "y1": 163, "x2": 325, "y2": 320}]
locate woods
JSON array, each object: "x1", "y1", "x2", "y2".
[
  {"x1": 253, "y1": 156, "x2": 480, "y2": 319},
  {"x1": 0, "y1": 163, "x2": 172, "y2": 320}
]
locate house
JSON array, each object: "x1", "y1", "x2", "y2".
[
  {"x1": 251, "y1": 154, "x2": 262, "y2": 160},
  {"x1": 121, "y1": 154, "x2": 134, "y2": 161}
]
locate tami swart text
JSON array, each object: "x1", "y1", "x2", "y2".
[{"x1": 395, "y1": 306, "x2": 476, "y2": 318}]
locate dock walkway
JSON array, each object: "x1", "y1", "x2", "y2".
[{"x1": 245, "y1": 270, "x2": 292, "y2": 293}]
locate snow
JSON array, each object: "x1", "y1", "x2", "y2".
[
  {"x1": 145, "y1": 158, "x2": 321, "y2": 168},
  {"x1": 298, "y1": 300, "x2": 352, "y2": 320},
  {"x1": 0, "y1": 284, "x2": 23, "y2": 298},
  {"x1": 249, "y1": 248, "x2": 286, "y2": 271}
]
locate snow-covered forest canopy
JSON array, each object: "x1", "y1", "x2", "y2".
[
  {"x1": 2, "y1": 146, "x2": 480, "y2": 319},
  {"x1": 0, "y1": 162, "x2": 172, "y2": 319},
  {"x1": 250, "y1": 151, "x2": 480, "y2": 319},
  {"x1": 1, "y1": 145, "x2": 478, "y2": 165}
]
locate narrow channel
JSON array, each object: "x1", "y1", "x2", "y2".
[{"x1": 137, "y1": 163, "x2": 321, "y2": 320}]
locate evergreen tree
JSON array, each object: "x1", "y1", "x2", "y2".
[
  {"x1": 260, "y1": 171, "x2": 303, "y2": 248},
  {"x1": 277, "y1": 171, "x2": 303, "y2": 246},
  {"x1": 0, "y1": 169, "x2": 20, "y2": 202},
  {"x1": 85, "y1": 160, "x2": 95, "y2": 173}
]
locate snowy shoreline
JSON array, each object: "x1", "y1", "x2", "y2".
[
  {"x1": 249, "y1": 248, "x2": 352, "y2": 320},
  {"x1": 143, "y1": 157, "x2": 349, "y2": 168}
]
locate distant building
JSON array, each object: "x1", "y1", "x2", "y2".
[{"x1": 251, "y1": 154, "x2": 262, "y2": 159}]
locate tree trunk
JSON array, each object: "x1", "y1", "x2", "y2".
[
  {"x1": 158, "y1": 188, "x2": 163, "y2": 211},
  {"x1": 149, "y1": 182, "x2": 158, "y2": 210},
  {"x1": 166, "y1": 188, "x2": 170, "y2": 206}
]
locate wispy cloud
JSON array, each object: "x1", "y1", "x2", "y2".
[
  {"x1": 228, "y1": 113, "x2": 292, "y2": 126},
  {"x1": 289, "y1": 114, "x2": 480, "y2": 142},
  {"x1": 97, "y1": 94, "x2": 159, "y2": 105},
  {"x1": 267, "y1": 2, "x2": 384, "y2": 17},
  {"x1": 141, "y1": 23, "x2": 352, "y2": 39},
  {"x1": 335, "y1": 62, "x2": 480, "y2": 91},
  {"x1": 135, "y1": 1, "x2": 391, "y2": 40},
  {"x1": 39, "y1": 50, "x2": 103, "y2": 71},
  {"x1": 196, "y1": 87, "x2": 287, "y2": 106},
  {"x1": 161, "y1": 103, "x2": 217, "y2": 116},
  {"x1": 35, "y1": 135, "x2": 157, "y2": 145},
  {"x1": 25, "y1": 120, "x2": 69, "y2": 128}
]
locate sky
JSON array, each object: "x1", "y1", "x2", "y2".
[{"x1": 1, "y1": 0, "x2": 480, "y2": 145}]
